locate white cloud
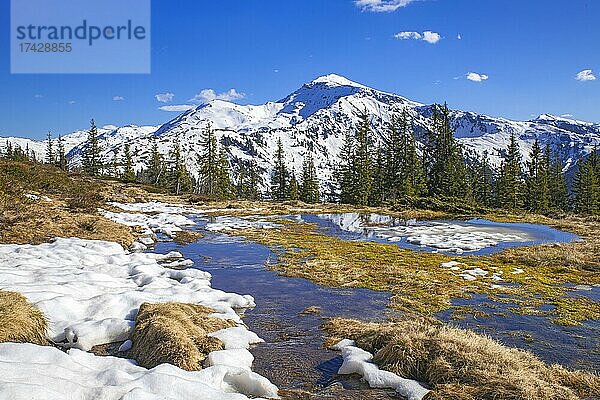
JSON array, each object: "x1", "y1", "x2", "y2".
[
  {"x1": 68, "y1": 100, "x2": 76, "y2": 105},
  {"x1": 158, "y1": 104, "x2": 196, "y2": 112},
  {"x1": 394, "y1": 30, "x2": 441, "y2": 44},
  {"x1": 355, "y1": 0, "x2": 415, "y2": 12},
  {"x1": 189, "y1": 88, "x2": 246, "y2": 104},
  {"x1": 395, "y1": 31, "x2": 422, "y2": 40},
  {"x1": 113, "y1": 96, "x2": 125, "y2": 101},
  {"x1": 422, "y1": 31, "x2": 441, "y2": 44},
  {"x1": 33, "y1": 94, "x2": 44, "y2": 99},
  {"x1": 457, "y1": 33, "x2": 462, "y2": 40},
  {"x1": 466, "y1": 72, "x2": 489, "y2": 82},
  {"x1": 155, "y1": 92, "x2": 175, "y2": 103},
  {"x1": 561, "y1": 113, "x2": 573, "y2": 118},
  {"x1": 575, "y1": 69, "x2": 596, "y2": 82}
]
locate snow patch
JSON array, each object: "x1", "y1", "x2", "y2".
[
  {"x1": 319, "y1": 214, "x2": 527, "y2": 253},
  {"x1": 0, "y1": 343, "x2": 278, "y2": 399},
  {"x1": 109, "y1": 201, "x2": 202, "y2": 214},
  {"x1": 208, "y1": 326, "x2": 264, "y2": 350},
  {"x1": 0, "y1": 237, "x2": 278, "y2": 398},
  {"x1": 332, "y1": 340, "x2": 429, "y2": 400},
  {"x1": 100, "y1": 209, "x2": 195, "y2": 237},
  {"x1": 0, "y1": 238, "x2": 254, "y2": 348},
  {"x1": 24, "y1": 193, "x2": 52, "y2": 202}
]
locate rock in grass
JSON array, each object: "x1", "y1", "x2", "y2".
[
  {"x1": 0, "y1": 290, "x2": 47, "y2": 345},
  {"x1": 129, "y1": 302, "x2": 236, "y2": 371}
]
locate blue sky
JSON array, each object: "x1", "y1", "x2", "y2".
[{"x1": 1, "y1": 0, "x2": 599, "y2": 139}]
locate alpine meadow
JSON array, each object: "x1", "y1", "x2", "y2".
[{"x1": 1, "y1": 1, "x2": 599, "y2": 400}]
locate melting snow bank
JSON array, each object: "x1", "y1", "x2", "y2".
[
  {"x1": 104, "y1": 202, "x2": 278, "y2": 250},
  {"x1": 332, "y1": 340, "x2": 429, "y2": 400},
  {"x1": 109, "y1": 201, "x2": 202, "y2": 214},
  {"x1": 0, "y1": 238, "x2": 253, "y2": 348},
  {"x1": 101, "y1": 201, "x2": 200, "y2": 250},
  {"x1": 0, "y1": 343, "x2": 277, "y2": 400},
  {"x1": 101, "y1": 209, "x2": 195, "y2": 238},
  {"x1": 0, "y1": 238, "x2": 278, "y2": 399},
  {"x1": 316, "y1": 214, "x2": 529, "y2": 253},
  {"x1": 108, "y1": 201, "x2": 265, "y2": 216}
]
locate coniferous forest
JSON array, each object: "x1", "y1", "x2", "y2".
[{"x1": 2, "y1": 106, "x2": 599, "y2": 215}]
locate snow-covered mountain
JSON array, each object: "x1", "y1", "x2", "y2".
[{"x1": 2, "y1": 74, "x2": 599, "y2": 195}]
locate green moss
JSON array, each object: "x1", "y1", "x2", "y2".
[{"x1": 234, "y1": 217, "x2": 599, "y2": 326}]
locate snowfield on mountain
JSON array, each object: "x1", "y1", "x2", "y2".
[{"x1": 3, "y1": 74, "x2": 599, "y2": 194}]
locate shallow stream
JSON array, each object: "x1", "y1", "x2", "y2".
[{"x1": 155, "y1": 220, "x2": 400, "y2": 396}]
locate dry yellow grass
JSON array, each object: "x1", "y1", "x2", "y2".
[
  {"x1": 0, "y1": 161, "x2": 136, "y2": 246},
  {"x1": 129, "y1": 302, "x2": 236, "y2": 371},
  {"x1": 0, "y1": 290, "x2": 47, "y2": 345},
  {"x1": 485, "y1": 213, "x2": 600, "y2": 273},
  {"x1": 173, "y1": 230, "x2": 204, "y2": 245},
  {"x1": 0, "y1": 202, "x2": 135, "y2": 247},
  {"x1": 235, "y1": 219, "x2": 599, "y2": 325},
  {"x1": 324, "y1": 318, "x2": 600, "y2": 400}
]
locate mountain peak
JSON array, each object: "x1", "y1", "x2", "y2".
[
  {"x1": 310, "y1": 74, "x2": 367, "y2": 88},
  {"x1": 533, "y1": 113, "x2": 563, "y2": 121}
]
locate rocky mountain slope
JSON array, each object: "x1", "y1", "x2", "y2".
[{"x1": 3, "y1": 74, "x2": 599, "y2": 194}]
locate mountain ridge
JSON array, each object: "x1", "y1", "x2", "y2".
[{"x1": 2, "y1": 74, "x2": 599, "y2": 195}]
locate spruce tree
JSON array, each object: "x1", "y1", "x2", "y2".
[
  {"x1": 383, "y1": 114, "x2": 404, "y2": 201},
  {"x1": 288, "y1": 170, "x2": 300, "y2": 201},
  {"x1": 215, "y1": 148, "x2": 234, "y2": 199},
  {"x1": 547, "y1": 147, "x2": 568, "y2": 211},
  {"x1": 399, "y1": 114, "x2": 425, "y2": 198},
  {"x1": 382, "y1": 112, "x2": 424, "y2": 201},
  {"x1": 57, "y1": 134, "x2": 68, "y2": 171},
  {"x1": 168, "y1": 134, "x2": 192, "y2": 195},
  {"x1": 13, "y1": 144, "x2": 28, "y2": 162},
  {"x1": 423, "y1": 103, "x2": 467, "y2": 198},
  {"x1": 471, "y1": 151, "x2": 494, "y2": 207},
  {"x1": 300, "y1": 153, "x2": 319, "y2": 203},
  {"x1": 353, "y1": 112, "x2": 373, "y2": 206},
  {"x1": 336, "y1": 130, "x2": 357, "y2": 204},
  {"x1": 146, "y1": 136, "x2": 164, "y2": 186},
  {"x1": 270, "y1": 138, "x2": 288, "y2": 201},
  {"x1": 236, "y1": 167, "x2": 248, "y2": 199},
  {"x1": 197, "y1": 124, "x2": 221, "y2": 196},
  {"x1": 82, "y1": 119, "x2": 102, "y2": 176},
  {"x1": 369, "y1": 146, "x2": 386, "y2": 206},
  {"x1": 524, "y1": 139, "x2": 549, "y2": 213},
  {"x1": 121, "y1": 143, "x2": 136, "y2": 183},
  {"x1": 108, "y1": 150, "x2": 119, "y2": 178},
  {"x1": 45, "y1": 131, "x2": 55, "y2": 165},
  {"x1": 4, "y1": 141, "x2": 13, "y2": 160},
  {"x1": 573, "y1": 146, "x2": 599, "y2": 214},
  {"x1": 237, "y1": 161, "x2": 262, "y2": 200},
  {"x1": 496, "y1": 132, "x2": 524, "y2": 210}
]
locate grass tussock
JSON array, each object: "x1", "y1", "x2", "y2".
[
  {"x1": 324, "y1": 317, "x2": 600, "y2": 400},
  {"x1": 0, "y1": 290, "x2": 47, "y2": 345},
  {"x1": 173, "y1": 230, "x2": 203, "y2": 245},
  {"x1": 129, "y1": 302, "x2": 236, "y2": 371}
]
